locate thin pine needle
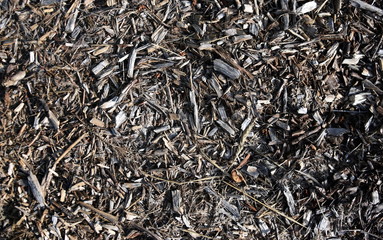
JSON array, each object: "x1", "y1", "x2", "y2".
[
  {"x1": 199, "y1": 152, "x2": 230, "y2": 177},
  {"x1": 224, "y1": 181, "x2": 306, "y2": 228},
  {"x1": 142, "y1": 171, "x2": 221, "y2": 185}
]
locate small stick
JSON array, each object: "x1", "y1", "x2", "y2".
[
  {"x1": 292, "y1": 125, "x2": 324, "y2": 145},
  {"x1": 199, "y1": 152, "x2": 230, "y2": 177},
  {"x1": 79, "y1": 202, "x2": 119, "y2": 224},
  {"x1": 54, "y1": 133, "x2": 88, "y2": 167},
  {"x1": 42, "y1": 133, "x2": 88, "y2": 193},
  {"x1": 126, "y1": 223, "x2": 163, "y2": 240},
  {"x1": 237, "y1": 153, "x2": 252, "y2": 170},
  {"x1": 350, "y1": 0, "x2": 383, "y2": 16}
]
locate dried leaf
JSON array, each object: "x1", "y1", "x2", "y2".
[{"x1": 231, "y1": 170, "x2": 244, "y2": 183}]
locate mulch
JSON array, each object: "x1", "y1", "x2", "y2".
[{"x1": 1, "y1": 0, "x2": 383, "y2": 239}]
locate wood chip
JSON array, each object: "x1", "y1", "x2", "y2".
[
  {"x1": 90, "y1": 118, "x2": 105, "y2": 128},
  {"x1": 3, "y1": 70, "x2": 26, "y2": 87},
  {"x1": 213, "y1": 59, "x2": 241, "y2": 80},
  {"x1": 26, "y1": 170, "x2": 46, "y2": 208}
]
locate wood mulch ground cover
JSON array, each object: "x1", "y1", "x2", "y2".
[{"x1": 1, "y1": 0, "x2": 383, "y2": 239}]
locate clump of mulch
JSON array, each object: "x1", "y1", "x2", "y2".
[{"x1": 1, "y1": 0, "x2": 383, "y2": 239}]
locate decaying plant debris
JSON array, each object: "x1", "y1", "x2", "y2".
[{"x1": 1, "y1": 0, "x2": 383, "y2": 239}]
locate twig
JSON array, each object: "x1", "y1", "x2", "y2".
[
  {"x1": 180, "y1": 229, "x2": 213, "y2": 239},
  {"x1": 350, "y1": 0, "x2": 383, "y2": 16},
  {"x1": 79, "y1": 202, "x2": 119, "y2": 224},
  {"x1": 237, "y1": 153, "x2": 252, "y2": 169},
  {"x1": 292, "y1": 125, "x2": 324, "y2": 145},
  {"x1": 53, "y1": 133, "x2": 89, "y2": 167},
  {"x1": 224, "y1": 181, "x2": 307, "y2": 228},
  {"x1": 199, "y1": 152, "x2": 230, "y2": 177},
  {"x1": 126, "y1": 223, "x2": 163, "y2": 240},
  {"x1": 42, "y1": 133, "x2": 89, "y2": 193}
]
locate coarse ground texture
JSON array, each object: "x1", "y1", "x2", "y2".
[{"x1": 1, "y1": 0, "x2": 383, "y2": 239}]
